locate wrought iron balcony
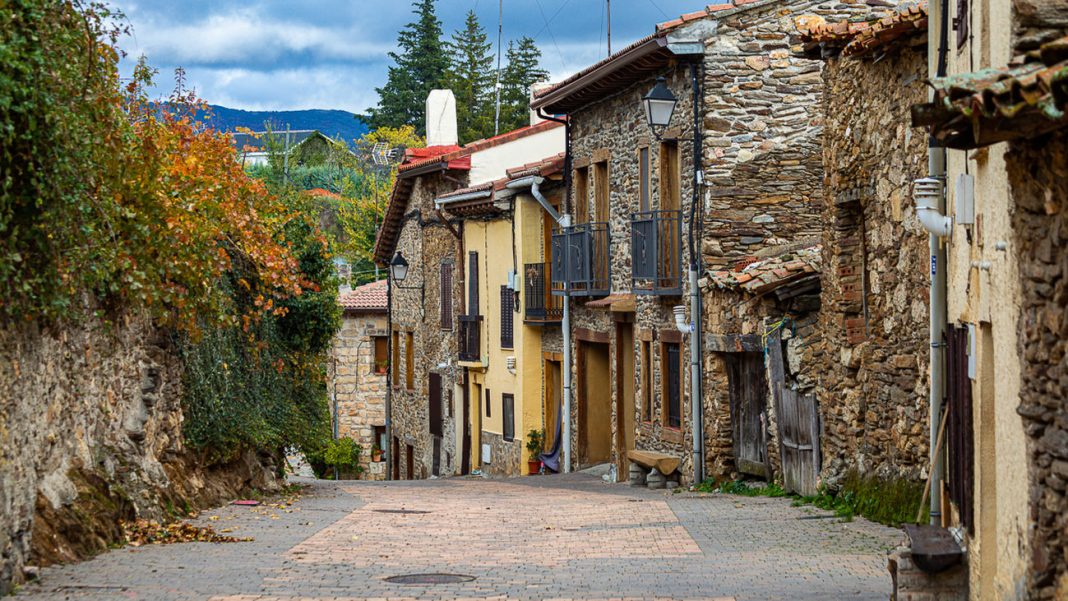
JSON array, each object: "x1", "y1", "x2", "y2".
[
  {"x1": 458, "y1": 315, "x2": 482, "y2": 362},
  {"x1": 631, "y1": 209, "x2": 683, "y2": 295},
  {"x1": 550, "y1": 222, "x2": 611, "y2": 297},
  {"x1": 523, "y1": 263, "x2": 563, "y2": 323}
]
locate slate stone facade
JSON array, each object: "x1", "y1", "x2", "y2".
[
  {"x1": 1007, "y1": 130, "x2": 1068, "y2": 599},
  {"x1": 389, "y1": 173, "x2": 463, "y2": 480},
  {"x1": 816, "y1": 43, "x2": 931, "y2": 486}
]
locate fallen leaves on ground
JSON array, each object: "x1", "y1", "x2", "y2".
[{"x1": 121, "y1": 519, "x2": 253, "y2": 546}]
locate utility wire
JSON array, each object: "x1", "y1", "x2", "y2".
[
  {"x1": 646, "y1": 0, "x2": 670, "y2": 18},
  {"x1": 534, "y1": 0, "x2": 568, "y2": 74}
]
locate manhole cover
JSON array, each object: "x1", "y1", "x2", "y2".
[
  {"x1": 372, "y1": 509, "x2": 431, "y2": 514},
  {"x1": 384, "y1": 573, "x2": 476, "y2": 585}
]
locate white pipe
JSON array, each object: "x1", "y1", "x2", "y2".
[
  {"x1": 512, "y1": 176, "x2": 572, "y2": 473},
  {"x1": 915, "y1": 177, "x2": 952, "y2": 237}
]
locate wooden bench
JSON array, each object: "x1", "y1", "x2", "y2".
[{"x1": 627, "y1": 450, "x2": 680, "y2": 475}]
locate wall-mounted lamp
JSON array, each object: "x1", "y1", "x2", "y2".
[
  {"x1": 643, "y1": 77, "x2": 677, "y2": 140},
  {"x1": 389, "y1": 251, "x2": 421, "y2": 290}
]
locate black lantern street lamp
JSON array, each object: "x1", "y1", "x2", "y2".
[
  {"x1": 643, "y1": 76, "x2": 677, "y2": 138},
  {"x1": 389, "y1": 251, "x2": 409, "y2": 283}
]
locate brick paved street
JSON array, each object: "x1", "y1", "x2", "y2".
[{"x1": 15, "y1": 474, "x2": 902, "y2": 601}]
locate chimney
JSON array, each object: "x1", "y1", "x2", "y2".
[
  {"x1": 425, "y1": 90, "x2": 458, "y2": 146},
  {"x1": 529, "y1": 84, "x2": 552, "y2": 127}
]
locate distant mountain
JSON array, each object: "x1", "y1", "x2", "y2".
[{"x1": 200, "y1": 105, "x2": 368, "y2": 147}]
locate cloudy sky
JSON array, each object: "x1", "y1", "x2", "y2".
[{"x1": 112, "y1": 0, "x2": 704, "y2": 114}]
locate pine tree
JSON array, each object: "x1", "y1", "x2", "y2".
[
  {"x1": 366, "y1": 0, "x2": 450, "y2": 135},
  {"x1": 445, "y1": 11, "x2": 495, "y2": 144},
  {"x1": 498, "y1": 36, "x2": 550, "y2": 134}
]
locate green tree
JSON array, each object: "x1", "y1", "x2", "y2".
[
  {"x1": 446, "y1": 11, "x2": 495, "y2": 144},
  {"x1": 498, "y1": 36, "x2": 549, "y2": 133},
  {"x1": 366, "y1": 0, "x2": 450, "y2": 134}
]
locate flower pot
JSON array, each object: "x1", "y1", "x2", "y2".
[
  {"x1": 372, "y1": 451, "x2": 383, "y2": 463},
  {"x1": 528, "y1": 460, "x2": 541, "y2": 475}
]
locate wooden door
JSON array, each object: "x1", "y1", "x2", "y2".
[
  {"x1": 461, "y1": 371, "x2": 471, "y2": 475},
  {"x1": 725, "y1": 352, "x2": 769, "y2": 477},
  {"x1": 472, "y1": 382, "x2": 482, "y2": 470},
  {"x1": 615, "y1": 323, "x2": 636, "y2": 481},
  {"x1": 392, "y1": 436, "x2": 400, "y2": 480},
  {"x1": 544, "y1": 359, "x2": 561, "y2": 450},
  {"x1": 429, "y1": 373, "x2": 443, "y2": 437},
  {"x1": 405, "y1": 444, "x2": 414, "y2": 480},
  {"x1": 779, "y1": 389, "x2": 820, "y2": 496},
  {"x1": 578, "y1": 341, "x2": 612, "y2": 466}
]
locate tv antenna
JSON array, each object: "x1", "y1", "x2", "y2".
[{"x1": 368, "y1": 142, "x2": 404, "y2": 279}]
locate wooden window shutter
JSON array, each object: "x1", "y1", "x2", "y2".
[
  {"x1": 468, "y1": 252, "x2": 479, "y2": 315},
  {"x1": 500, "y1": 286, "x2": 514, "y2": 349},
  {"x1": 946, "y1": 326, "x2": 974, "y2": 533},
  {"x1": 440, "y1": 262, "x2": 453, "y2": 330},
  {"x1": 954, "y1": 0, "x2": 969, "y2": 48},
  {"x1": 429, "y1": 373, "x2": 443, "y2": 437}
]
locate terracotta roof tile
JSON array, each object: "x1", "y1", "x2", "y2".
[
  {"x1": 912, "y1": 34, "x2": 1068, "y2": 149},
  {"x1": 703, "y1": 244, "x2": 822, "y2": 294},
  {"x1": 338, "y1": 279, "x2": 387, "y2": 312},
  {"x1": 797, "y1": 1, "x2": 927, "y2": 58}
]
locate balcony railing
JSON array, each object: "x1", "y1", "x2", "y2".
[
  {"x1": 631, "y1": 209, "x2": 683, "y2": 295},
  {"x1": 458, "y1": 315, "x2": 482, "y2": 362},
  {"x1": 550, "y1": 222, "x2": 611, "y2": 297},
  {"x1": 523, "y1": 262, "x2": 563, "y2": 323}
]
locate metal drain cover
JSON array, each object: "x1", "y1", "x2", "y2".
[
  {"x1": 372, "y1": 509, "x2": 431, "y2": 514},
  {"x1": 384, "y1": 573, "x2": 476, "y2": 585}
]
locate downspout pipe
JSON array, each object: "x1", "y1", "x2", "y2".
[
  {"x1": 506, "y1": 174, "x2": 573, "y2": 474},
  {"x1": 687, "y1": 60, "x2": 705, "y2": 486},
  {"x1": 924, "y1": 0, "x2": 951, "y2": 527},
  {"x1": 385, "y1": 274, "x2": 393, "y2": 480},
  {"x1": 536, "y1": 108, "x2": 574, "y2": 473}
]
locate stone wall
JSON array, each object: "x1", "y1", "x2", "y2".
[
  {"x1": 0, "y1": 316, "x2": 279, "y2": 594},
  {"x1": 699, "y1": 0, "x2": 866, "y2": 268},
  {"x1": 816, "y1": 45, "x2": 931, "y2": 486},
  {"x1": 390, "y1": 173, "x2": 463, "y2": 479},
  {"x1": 1006, "y1": 129, "x2": 1068, "y2": 600},
  {"x1": 330, "y1": 311, "x2": 388, "y2": 480},
  {"x1": 481, "y1": 431, "x2": 521, "y2": 477}
]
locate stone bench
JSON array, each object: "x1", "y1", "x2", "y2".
[{"x1": 627, "y1": 450, "x2": 681, "y2": 489}]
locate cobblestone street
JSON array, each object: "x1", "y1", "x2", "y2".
[{"x1": 16, "y1": 474, "x2": 902, "y2": 601}]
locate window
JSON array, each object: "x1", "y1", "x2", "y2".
[
  {"x1": 593, "y1": 159, "x2": 609, "y2": 223},
  {"x1": 954, "y1": 0, "x2": 969, "y2": 48},
  {"x1": 659, "y1": 140, "x2": 680, "y2": 212},
  {"x1": 638, "y1": 147, "x2": 651, "y2": 212},
  {"x1": 373, "y1": 336, "x2": 388, "y2": 375},
  {"x1": 573, "y1": 165, "x2": 589, "y2": 223},
  {"x1": 392, "y1": 330, "x2": 400, "y2": 388},
  {"x1": 641, "y1": 339, "x2": 653, "y2": 421},
  {"x1": 485, "y1": 388, "x2": 492, "y2": 417},
  {"x1": 500, "y1": 286, "x2": 514, "y2": 348},
  {"x1": 405, "y1": 331, "x2": 414, "y2": 390},
  {"x1": 502, "y1": 393, "x2": 515, "y2": 441},
  {"x1": 662, "y1": 341, "x2": 682, "y2": 429},
  {"x1": 440, "y1": 262, "x2": 454, "y2": 330},
  {"x1": 373, "y1": 425, "x2": 386, "y2": 456}
]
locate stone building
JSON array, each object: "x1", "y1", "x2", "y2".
[
  {"x1": 531, "y1": 0, "x2": 865, "y2": 486},
  {"x1": 798, "y1": 3, "x2": 932, "y2": 488},
  {"x1": 372, "y1": 95, "x2": 467, "y2": 479},
  {"x1": 330, "y1": 279, "x2": 389, "y2": 480},
  {"x1": 912, "y1": 3, "x2": 1068, "y2": 597},
  {"x1": 374, "y1": 93, "x2": 564, "y2": 480}
]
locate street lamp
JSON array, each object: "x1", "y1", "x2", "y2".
[
  {"x1": 389, "y1": 251, "x2": 422, "y2": 290},
  {"x1": 643, "y1": 76, "x2": 677, "y2": 139}
]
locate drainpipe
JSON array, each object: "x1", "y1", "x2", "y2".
[
  {"x1": 506, "y1": 175, "x2": 572, "y2": 474},
  {"x1": 385, "y1": 274, "x2": 393, "y2": 480},
  {"x1": 922, "y1": 0, "x2": 951, "y2": 526},
  {"x1": 688, "y1": 60, "x2": 705, "y2": 485}
]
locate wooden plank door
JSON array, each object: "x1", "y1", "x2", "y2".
[
  {"x1": 429, "y1": 373, "x2": 443, "y2": 437},
  {"x1": 461, "y1": 371, "x2": 471, "y2": 475},
  {"x1": 615, "y1": 323, "x2": 636, "y2": 482},
  {"x1": 726, "y1": 352, "x2": 769, "y2": 477},
  {"x1": 779, "y1": 388, "x2": 820, "y2": 496}
]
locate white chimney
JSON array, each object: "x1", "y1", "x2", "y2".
[
  {"x1": 426, "y1": 90, "x2": 458, "y2": 146},
  {"x1": 530, "y1": 84, "x2": 552, "y2": 127}
]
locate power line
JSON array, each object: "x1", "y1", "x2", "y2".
[
  {"x1": 533, "y1": 0, "x2": 567, "y2": 74},
  {"x1": 646, "y1": 0, "x2": 670, "y2": 18},
  {"x1": 531, "y1": 0, "x2": 570, "y2": 40}
]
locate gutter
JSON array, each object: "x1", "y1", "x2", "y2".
[{"x1": 435, "y1": 188, "x2": 494, "y2": 208}]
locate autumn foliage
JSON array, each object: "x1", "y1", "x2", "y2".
[{"x1": 0, "y1": 2, "x2": 303, "y2": 330}]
